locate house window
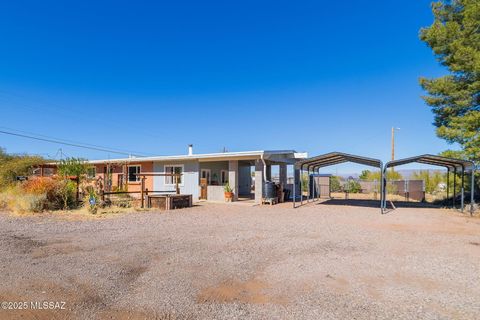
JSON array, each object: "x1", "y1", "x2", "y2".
[
  {"x1": 43, "y1": 168, "x2": 54, "y2": 176},
  {"x1": 87, "y1": 167, "x2": 96, "y2": 179},
  {"x1": 165, "y1": 165, "x2": 183, "y2": 185},
  {"x1": 221, "y1": 170, "x2": 228, "y2": 185},
  {"x1": 201, "y1": 169, "x2": 211, "y2": 185},
  {"x1": 128, "y1": 165, "x2": 141, "y2": 182},
  {"x1": 104, "y1": 166, "x2": 114, "y2": 175}
]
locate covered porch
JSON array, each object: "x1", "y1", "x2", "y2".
[{"x1": 198, "y1": 152, "x2": 301, "y2": 204}]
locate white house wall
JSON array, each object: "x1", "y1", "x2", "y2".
[{"x1": 153, "y1": 160, "x2": 200, "y2": 199}]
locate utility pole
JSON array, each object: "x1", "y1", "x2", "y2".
[
  {"x1": 391, "y1": 127, "x2": 395, "y2": 161},
  {"x1": 391, "y1": 127, "x2": 400, "y2": 172}
]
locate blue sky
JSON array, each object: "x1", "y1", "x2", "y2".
[{"x1": 0, "y1": 1, "x2": 457, "y2": 172}]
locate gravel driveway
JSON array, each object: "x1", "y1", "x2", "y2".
[{"x1": 0, "y1": 202, "x2": 479, "y2": 319}]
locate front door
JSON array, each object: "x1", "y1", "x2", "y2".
[
  {"x1": 199, "y1": 169, "x2": 211, "y2": 200},
  {"x1": 200, "y1": 178, "x2": 208, "y2": 200}
]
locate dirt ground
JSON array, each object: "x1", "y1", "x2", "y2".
[{"x1": 0, "y1": 202, "x2": 479, "y2": 319}]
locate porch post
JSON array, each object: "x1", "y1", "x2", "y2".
[
  {"x1": 279, "y1": 164, "x2": 287, "y2": 186},
  {"x1": 254, "y1": 159, "x2": 265, "y2": 204},
  {"x1": 266, "y1": 165, "x2": 272, "y2": 181},
  {"x1": 228, "y1": 160, "x2": 239, "y2": 201}
]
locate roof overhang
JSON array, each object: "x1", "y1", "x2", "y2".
[{"x1": 71, "y1": 150, "x2": 302, "y2": 165}]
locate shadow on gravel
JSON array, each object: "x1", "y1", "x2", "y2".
[
  {"x1": 316, "y1": 199, "x2": 444, "y2": 210},
  {"x1": 315, "y1": 199, "x2": 382, "y2": 209}
]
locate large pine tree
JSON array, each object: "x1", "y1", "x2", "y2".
[{"x1": 420, "y1": 0, "x2": 479, "y2": 161}]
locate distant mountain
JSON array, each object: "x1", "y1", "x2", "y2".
[{"x1": 335, "y1": 169, "x2": 445, "y2": 180}]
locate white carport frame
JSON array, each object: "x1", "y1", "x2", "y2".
[
  {"x1": 293, "y1": 152, "x2": 384, "y2": 212},
  {"x1": 384, "y1": 154, "x2": 476, "y2": 215}
]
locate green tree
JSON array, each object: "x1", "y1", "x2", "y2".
[
  {"x1": 359, "y1": 170, "x2": 371, "y2": 180},
  {"x1": 367, "y1": 170, "x2": 403, "y2": 181},
  {"x1": 330, "y1": 176, "x2": 342, "y2": 192},
  {"x1": 412, "y1": 170, "x2": 445, "y2": 193},
  {"x1": 57, "y1": 158, "x2": 88, "y2": 204},
  {"x1": 0, "y1": 148, "x2": 45, "y2": 188},
  {"x1": 419, "y1": 0, "x2": 480, "y2": 161}
]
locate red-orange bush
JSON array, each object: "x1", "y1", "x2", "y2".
[
  {"x1": 20, "y1": 177, "x2": 72, "y2": 210},
  {"x1": 22, "y1": 177, "x2": 59, "y2": 195}
]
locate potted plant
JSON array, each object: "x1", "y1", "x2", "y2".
[{"x1": 224, "y1": 182, "x2": 234, "y2": 202}]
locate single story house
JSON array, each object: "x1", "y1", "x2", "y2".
[{"x1": 50, "y1": 146, "x2": 306, "y2": 204}]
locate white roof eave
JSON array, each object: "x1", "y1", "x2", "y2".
[{"x1": 85, "y1": 150, "x2": 299, "y2": 165}]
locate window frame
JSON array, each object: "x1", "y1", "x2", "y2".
[
  {"x1": 127, "y1": 165, "x2": 141, "y2": 183},
  {"x1": 200, "y1": 169, "x2": 211, "y2": 185},
  {"x1": 220, "y1": 170, "x2": 228, "y2": 185},
  {"x1": 164, "y1": 164, "x2": 184, "y2": 186},
  {"x1": 87, "y1": 167, "x2": 97, "y2": 179}
]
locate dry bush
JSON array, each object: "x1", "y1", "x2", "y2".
[
  {"x1": 0, "y1": 185, "x2": 46, "y2": 213},
  {"x1": 0, "y1": 177, "x2": 76, "y2": 213}
]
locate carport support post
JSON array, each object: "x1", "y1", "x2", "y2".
[
  {"x1": 307, "y1": 166, "x2": 313, "y2": 202},
  {"x1": 453, "y1": 168, "x2": 457, "y2": 208},
  {"x1": 471, "y1": 169, "x2": 475, "y2": 215},
  {"x1": 381, "y1": 167, "x2": 386, "y2": 211},
  {"x1": 446, "y1": 169, "x2": 450, "y2": 203},
  {"x1": 300, "y1": 166, "x2": 303, "y2": 205},
  {"x1": 292, "y1": 166, "x2": 296, "y2": 208},
  {"x1": 293, "y1": 167, "x2": 300, "y2": 207},
  {"x1": 461, "y1": 166, "x2": 465, "y2": 212}
]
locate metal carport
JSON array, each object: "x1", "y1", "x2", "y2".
[
  {"x1": 384, "y1": 155, "x2": 476, "y2": 214},
  {"x1": 294, "y1": 152, "x2": 384, "y2": 211}
]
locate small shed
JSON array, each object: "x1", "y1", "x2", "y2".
[{"x1": 309, "y1": 174, "x2": 331, "y2": 199}]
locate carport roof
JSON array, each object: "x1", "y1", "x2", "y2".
[
  {"x1": 385, "y1": 154, "x2": 475, "y2": 171},
  {"x1": 296, "y1": 152, "x2": 383, "y2": 169}
]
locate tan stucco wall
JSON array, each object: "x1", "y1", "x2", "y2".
[{"x1": 92, "y1": 161, "x2": 154, "y2": 192}]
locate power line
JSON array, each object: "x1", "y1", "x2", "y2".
[
  {"x1": 0, "y1": 90, "x2": 167, "y2": 142},
  {"x1": 0, "y1": 126, "x2": 152, "y2": 156},
  {"x1": 0, "y1": 129, "x2": 145, "y2": 157}
]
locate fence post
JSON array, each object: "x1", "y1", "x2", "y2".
[{"x1": 141, "y1": 177, "x2": 145, "y2": 208}]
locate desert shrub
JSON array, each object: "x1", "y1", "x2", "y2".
[
  {"x1": 57, "y1": 179, "x2": 77, "y2": 210},
  {"x1": 57, "y1": 157, "x2": 88, "y2": 204},
  {"x1": 0, "y1": 152, "x2": 45, "y2": 189},
  {"x1": 23, "y1": 176, "x2": 58, "y2": 195},
  {"x1": 0, "y1": 185, "x2": 47, "y2": 213},
  {"x1": 345, "y1": 180, "x2": 362, "y2": 193},
  {"x1": 23, "y1": 177, "x2": 75, "y2": 210},
  {"x1": 0, "y1": 176, "x2": 78, "y2": 213},
  {"x1": 113, "y1": 198, "x2": 132, "y2": 208}
]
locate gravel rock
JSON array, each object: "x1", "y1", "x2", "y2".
[{"x1": 0, "y1": 202, "x2": 479, "y2": 319}]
